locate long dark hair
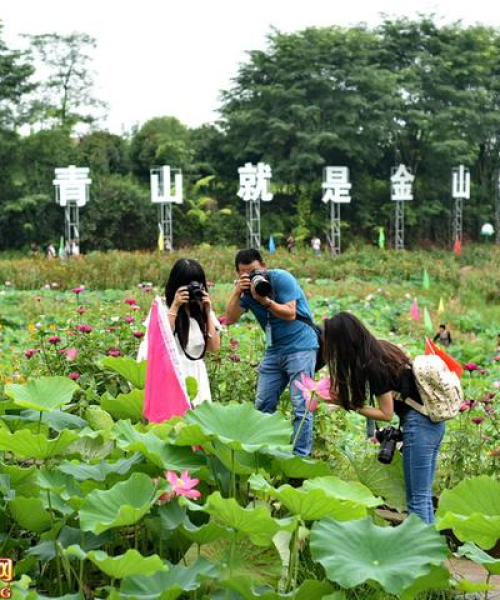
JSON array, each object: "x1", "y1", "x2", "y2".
[
  {"x1": 324, "y1": 311, "x2": 410, "y2": 410},
  {"x1": 165, "y1": 259, "x2": 208, "y2": 356}
]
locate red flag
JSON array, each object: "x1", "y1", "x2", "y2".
[
  {"x1": 425, "y1": 338, "x2": 464, "y2": 378},
  {"x1": 143, "y1": 297, "x2": 191, "y2": 423},
  {"x1": 453, "y1": 238, "x2": 461, "y2": 255}
]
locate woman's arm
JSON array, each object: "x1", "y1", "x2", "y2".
[
  {"x1": 202, "y1": 291, "x2": 221, "y2": 353},
  {"x1": 356, "y1": 392, "x2": 394, "y2": 421}
]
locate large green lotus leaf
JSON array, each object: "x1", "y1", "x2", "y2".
[
  {"x1": 262, "y1": 448, "x2": 333, "y2": 479},
  {"x1": 249, "y1": 474, "x2": 366, "y2": 522},
  {"x1": 310, "y1": 515, "x2": 448, "y2": 596},
  {"x1": 101, "y1": 390, "x2": 144, "y2": 422},
  {"x1": 111, "y1": 420, "x2": 208, "y2": 476},
  {"x1": 400, "y1": 565, "x2": 452, "y2": 600},
  {"x1": 102, "y1": 357, "x2": 147, "y2": 389},
  {"x1": 117, "y1": 558, "x2": 219, "y2": 600},
  {"x1": 79, "y1": 472, "x2": 164, "y2": 534},
  {"x1": 37, "y1": 469, "x2": 82, "y2": 500},
  {"x1": 181, "y1": 516, "x2": 231, "y2": 545},
  {"x1": 196, "y1": 491, "x2": 295, "y2": 546},
  {"x1": 303, "y1": 476, "x2": 382, "y2": 508},
  {"x1": 178, "y1": 402, "x2": 292, "y2": 453},
  {"x1": 5, "y1": 377, "x2": 79, "y2": 412},
  {"x1": 58, "y1": 453, "x2": 144, "y2": 482},
  {"x1": 435, "y1": 476, "x2": 500, "y2": 549},
  {"x1": 0, "y1": 463, "x2": 37, "y2": 495},
  {"x1": 349, "y1": 450, "x2": 407, "y2": 511},
  {"x1": 65, "y1": 546, "x2": 165, "y2": 579},
  {"x1": 456, "y1": 542, "x2": 500, "y2": 575},
  {"x1": 9, "y1": 495, "x2": 52, "y2": 532},
  {"x1": 209, "y1": 440, "x2": 269, "y2": 476},
  {"x1": 220, "y1": 576, "x2": 334, "y2": 599},
  {"x1": 0, "y1": 429, "x2": 80, "y2": 459},
  {"x1": 185, "y1": 537, "x2": 282, "y2": 588},
  {"x1": 17, "y1": 409, "x2": 87, "y2": 431}
]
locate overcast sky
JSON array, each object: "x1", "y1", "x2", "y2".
[{"x1": 2, "y1": 0, "x2": 500, "y2": 133}]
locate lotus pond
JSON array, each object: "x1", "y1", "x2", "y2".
[{"x1": 0, "y1": 264, "x2": 500, "y2": 599}]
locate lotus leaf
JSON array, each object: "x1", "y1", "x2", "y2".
[
  {"x1": 263, "y1": 448, "x2": 333, "y2": 479},
  {"x1": 4, "y1": 377, "x2": 79, "y2": 412},
  {"x1": 37, "y1": 469, "x2": 82, "y2": 500},
  {"x1": 10, "y1": 496, "x2": 52, "y2": 532},
  {"x1": 65, "y1": 546, "x2": 165, "y2": 578},
  {"x1": 310, "y1": 515, "x2": 448, "y2": 595},
  {"x1": 79, "y1": 472, "x2": 164, "y2": 534},
  {"x1": 399, "y1": 565, "x2": 452, "y2": 600},
  {"x1": 58, "y1": 453, "x2": 144, "y2": 482},
  {"x1": 16, "y1": 409, "x2": 87, "y2": 431},
  {"x1": 0, "y1": 429, "x2": 80, "y2": 459},
  {"x1": 181, "y1": 516, "x2": 231, "y2": 545},
  {"x1": 436, "y1": 475, "x2": 500, "y2": 549},
  {"x1": 196, "y1": 491, "x2": 296, "y2": 546},
  {"x1": 220, "y1": 576, "x2": 334, "y2": 599},
  {"x1": 178, "y1": 402, "x2": 292, "y2": 452},
  {"x1": 303, "y1": 476, "x2": 382, "y2": 507},
  {"x1": 456, "y1": 541, "x2": 500, "y2": 575},
  {"x1": 117, "y1": 558, "x2": 218, "y2": 600},
  {"x1": 101, "y1": 390, "x2": 143, "y2": 422},
  {"x1": 102, "y1": 357, "x2": 147, "y2": 389}
]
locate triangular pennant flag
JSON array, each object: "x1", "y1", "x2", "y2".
[
  {"x1": 422, "y1": 269, "x2": 430, "y2": 290},
  {"x1": 453, "y1": 238, "x2": 461, "y2": 255},
  {"x1": 424, "y1": 307, "x2": 433, "y2": 333},
  {"x1": 437, "y1": 297, "x2": 445, "y2": 314},
  {"x1": 411, "y1": 298, "x2": 421, "y2": 321},
  {"x1": 157, "y1": 224, "x2": 164, "y2": 253},
  {"x1": 425, "y1": 337, "x2": 464, "y2": 378},
  {"x1": 269, "y1": 235, "x2": 276, "y2": 254},
  {"x1": 378, "y1": 227, "x2": 385, "y2": 249},
  {"x1": 142, "y1": 296, "x2": 191, "y2": 423}
]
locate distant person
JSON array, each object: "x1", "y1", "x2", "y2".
[
  {"x1": 286, "y1": 234, "x2": 296, "y2": 254},
  {"x1": 496, "y1": 333, "x2": 500, "y2": 353},
  {"x1": 64, "y1": 240, "x2": 71, "y2": 258},
  {"x1": 433, "y1": 324, "x2": 452, "y2": 347},
  {"x1": 30, "y1": 243, "x2": 39, "y2": 258},
  {"x1": 311, "y1": 236, "x2": 321, "y2": 256},
  {"x1": 46, "y1": 243, "x2": 56, "y2": 260},
  {"x1": 70, "y1": 239, "x2": 80, "y2": 257}
]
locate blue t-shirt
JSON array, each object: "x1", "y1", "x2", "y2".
[{"x1": 239, "y1": 269, "x2": 318, "y2": 355}]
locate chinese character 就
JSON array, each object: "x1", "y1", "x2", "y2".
[{"x1": 237, "y1": 162, "x2": 273, "y2": 202}]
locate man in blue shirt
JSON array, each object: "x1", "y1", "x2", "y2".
[{"x1": 225, "y1": 249, "x2": 318, "y2": 456}]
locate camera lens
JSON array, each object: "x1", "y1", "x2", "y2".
[{"x1": 253, "y1": 277, "x2": 272, "y2": 297}]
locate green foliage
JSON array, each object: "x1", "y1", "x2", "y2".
[{"x1": 5, "y1": 376, "x2": 78, "y2": 412}]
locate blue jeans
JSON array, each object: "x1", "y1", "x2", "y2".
[
  {"x1": 256, "y1": 349, "x2": 317, "y2": 457},
  {"x1": 402, "y1": 409, "x2": 445, "y2": 524}
]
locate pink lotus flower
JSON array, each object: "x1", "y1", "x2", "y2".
[
  {"x1": 69, "y1": 372, "x2": 81, "y2": 380},
  {"x1": 471, "y1": 416, "x2": 485, "y2": 425},
  {"x1": 107, "y1": 326, "x2": 117, "y2": 332},
  {"x1": 124, "y1": 316, "x2": 135, "y2": 324},
  {"x1": 66, "y1": 347, "x2": 78, "y2": 361},
  {"x1": 133, "y1": 331, "x2": 145, "y2": 339},
  {"x1": 464, "y1": 362, "x2": 480, "y2": 372},
  {"x1": 107, "y1": 348, "x2": 121, "y2": 357},
  {"x1": 71, "y1": 286, "x2": 85, "y2": 294},
  {"x1": 124, "y1": 298, "x2": 137, "y2": 306},
  {"x1": 493, "y1": 355, "x2": 500, "y2": 362},
  {"x1": 218, "y1": 315, "x2": 229, "y2": 326},
  {"x1": 459, "y1": 403, "x2": 470, "y2": 413},
  {"x1": 25, "y1": 348, "x2": 38, "y2": 359},
  {"x1": 131, "y1": 304, "x2": 141, "y2": 311},
  {"x1": 294, "y1": 374, "x2": 331, "y2": 411},
  {"x1": 76, "y1": 306, "x2": 86, "y2": 314},
  {"x1": 229, "y1": 354, "x2": 241, "y2": 362},
  {"x1": 166, "y1": 469, "x2": 201, "y2": 499},
  {"x1": 48, "y1": 336, "x2": 61, "y2": 345},
  {"x1": 77, "y1": 324, "x2": 93, "y2": 333},
  {"x1": 483, "y1": 393, "x2": 496, "y2": 404}
]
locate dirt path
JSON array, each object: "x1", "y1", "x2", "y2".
[{"x1": 447, "y1": 557, "x2": 500, "y2": 598}]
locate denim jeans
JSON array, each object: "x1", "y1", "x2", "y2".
[
  {"x1": 401, "y1": 408, "x2": 445, "y2": 524},
  {"x1": 256, "y1": 349, "x2": 317, "y2": 457}
]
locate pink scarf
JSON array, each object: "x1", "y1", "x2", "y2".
[{"x1": 142, "y1": 296, "x2": 191, "y2": 422}]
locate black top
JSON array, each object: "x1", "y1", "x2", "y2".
[{"x1": 367, "y1": 363, "x2": 422, "y2": 419}]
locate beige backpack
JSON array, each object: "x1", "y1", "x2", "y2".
[{"x1": 404, "y1": 355, "x2": 464, "y2": 422}]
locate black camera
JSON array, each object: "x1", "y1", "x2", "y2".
[
  {"x1": 375, "y1": 426, "x2": 403, "y2": 464},
  {"x1": 246, "y1": 269, "x2": 272, "y2": 298},
  {"x1": 187, "y1": 281, "x2": 205, "y2": 303}
]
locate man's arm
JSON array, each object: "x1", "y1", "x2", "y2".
[
  {"x1": 257, "y1": 296, "x2": 296, "y2": 320},
  {"x1": 225, "y1": 284, "x2": 246, "y2": 325}
]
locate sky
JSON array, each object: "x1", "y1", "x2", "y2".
[{"x1": 2, "y1": 0, "x2": 500, "y2": 134}]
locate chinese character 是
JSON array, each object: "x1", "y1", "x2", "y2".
[{"x1": 321, "y1": 167, "x2": 352, "y2": 203}]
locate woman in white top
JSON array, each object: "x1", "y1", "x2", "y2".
[{"x1": 165, "y1": 259, "x2": 220, "y2": 405}]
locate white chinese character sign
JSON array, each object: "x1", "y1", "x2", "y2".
[
  {"x1": 391, "y1": 164, "x2": 414, "y2": 250},
  {"x1": 451, "y1": 165, "x2": 470, "y2": 247},
  {"x1": 150, "y1": 166, "x2": 183, "y2": 252},
  {"x1": 53, "y1": 165, "x2": 91, "y2": 252},
  {"x1": 322, "y1": 167, "x2": 352, "y2": 204},
  {"x1": 238, "y1": 162, "x2": 273, "y2": 248},
  {"x1": 322, "y1": 166, "x2": 352, "y2": 256}
]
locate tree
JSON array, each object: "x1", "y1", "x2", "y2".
[{"x1": 24, "y1": 32, "x2": 106, "y2": 131}]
